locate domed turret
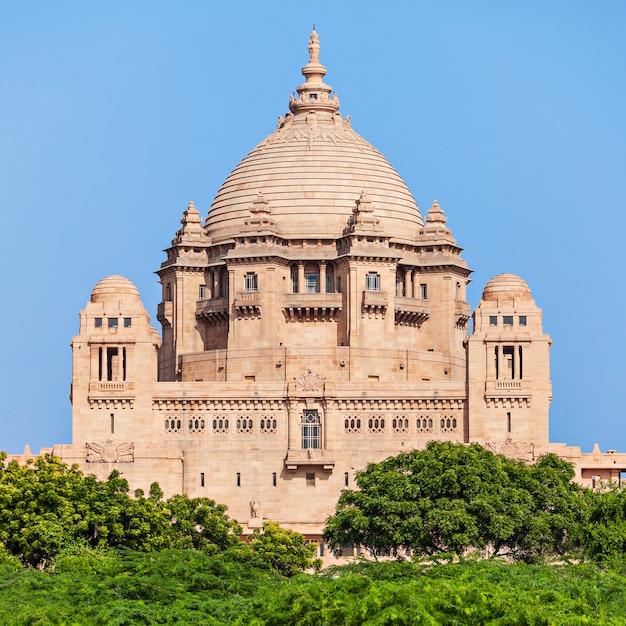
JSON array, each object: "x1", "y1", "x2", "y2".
[
  {"x1": 482, "y1": 273, "x2": 532, "y2": 302},
  {"x1": 205, "y1": 30, "x2": 422, "y2": 243},
  {"x1": 91, "y1": 275, "x2": 141, "y2": 305}
]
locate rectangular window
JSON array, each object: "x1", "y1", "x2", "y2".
[
  {"x1": 301, "y1": 409, "x2": 321, "y2": 449},
  {"x1": 95, "y1": 317, "x2": 103, "y2": 328},
  {"x1": 336, "y1": 276, "x2": 341, "y2": 293},
  {"x1": 507, "y1": 411, "x2": 511, "y2": 433},
  {"x1": 272, "y1": 472, "x2": 277, "y2": 487},
  {"x1": 110, "y1": 413, "x2": 115, "y2": 434},
  {"x1": 123, "y1": 318, "x2": 131, "y2": 328},
  {"x1": 519, "y1": 316, "x2": 527, "y2": 326},
  {"x1": 503, "y1": 316, "x2": 513, "y2": 326},
  {"x1": 503, "y1": 345, "x2": 515, "y2": 379},
  {"x1": 104, "y1": 346, "x2": 126, "y2": 381},
  {"x1": 490, "y1": 316, "x2": 498, "y2": 326},
  {"x1": 306, "y1": 472, "x2": 316, "y2": 486},
  {"x1": 245, "y1": 375, "x2": 256, "y2": 382},
  {"x1": 305, "y1": 273, "x2": 319, "y2": 293},
  {"x1": 199, "y1": 284, "x2": 206, "y2": 300},
  {"x1": 366, "y1": 272, "x2": 380, "y2": 291},
  {"x1": 244, "y1": 273, "x2": 258, "y2": 292},
  {"x1": 326, "y1": 272, "x2": 333, "y2": 294},
  {"x1": 344, "y1": 472, "x2": 349, "y2": 487},
  {"x1": 108, "y1": 318, "x2": 118, "y2": 329},
  {"x1": 200, "y1": 472, "x2": 205, "y2": 487},
  {"x1": 420, "y1": 283, "x2": 428, "y2": 300},
  {"x1": 291, "y1": 271, "x2": 299, "y2": 294},
  {"x1": 236, "y1": 472, "x2": 241, "y2": 487}
]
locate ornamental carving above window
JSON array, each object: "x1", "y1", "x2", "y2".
[{"x1": 294, "y1": 368, "x2": 325, "y2": 392}]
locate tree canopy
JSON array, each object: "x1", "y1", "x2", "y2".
[
  {"x1": 324, "y1": 442, "x2": 586, "y2": 562},
  {"x1": 0, "y1": 454, "x2": 316, "y2": 573}
]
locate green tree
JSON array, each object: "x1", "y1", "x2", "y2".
[
  {"x1": 323, "y1": 442, "x2": 583, "y2": 562},
  {"x1": 247, "y1": 521, "x2": 321, "y2": 576},
  {"x1": 166, "y1": 494, "x2": 242, "y2": 552},
  {"x1": 0, "y1": 455, "x2": 243, "y2": 567}
]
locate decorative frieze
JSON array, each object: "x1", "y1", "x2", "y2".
[
  {"x1": 86, "y1": 440, "x2": 134, "y2": 463},
  {"x1": 88, "y1": 398, "x2": 134, "y2": 410},
  {"x1": 485, "y1": 438, "x2": 535, "y2": 462}
]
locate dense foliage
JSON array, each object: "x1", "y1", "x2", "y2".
[
  {"x1": 6, "y1": 446, "x2": 626, "y2": 622},
  {"x1": 0, "y1": 454, "x2": 318, "y2": 574},
  {"x1": 324, "y1": 442, "x2": 589, "y2": 562},
  {"x1": 1, "y1": 551, "x2": 626, "y2": 624}
]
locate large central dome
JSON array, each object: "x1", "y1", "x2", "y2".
[{"x1": 206, "y1": 31, "x2": 422, "y2": 243}]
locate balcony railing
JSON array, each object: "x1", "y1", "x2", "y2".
[
  {"x1": 234, "y1": 291, "x2": 262, "y2": 319},
  {"x1": 362, "y1": 290, "x2": 388, "y2": 317},
  {"x1": 454, "y1": 300, "x2": 471, "y2": 329},
  {"x1": 196, "y1": 297, "x2": 229, "y2": 325},
  {"x1": 157, "y1": 301, "x2": 173, "y2": 326},
  {"x1": 281, "y1": 292, "x2": 342, "y2": 322},
  {"x1": 394, "y1": 296, "x2": 430, "y2": 327},
  {"x1": 285, "y1": 448, "x2": 335, "y2": 471}
]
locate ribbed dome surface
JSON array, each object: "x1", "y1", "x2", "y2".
[
  {"x1": 91, "y1": 275, "x2": 141, "y2": 304},
  {"x1": 206, "y1": 115, "x2": 422, "y2": 242},
  {"x1": 205, "y1": 31, "x2": 422, "y2": 243},
  {"x1": 482, "y1": 273, "x2": 532, "y2": 302}
]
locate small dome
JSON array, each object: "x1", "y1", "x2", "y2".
[
  {"x1": 482, "y1": 273, "x2": 532, "y2": 301},
  {"x1": 91, "y1": 275, "x2": 141, "y2": 304}
]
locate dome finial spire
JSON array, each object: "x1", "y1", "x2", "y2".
[
  {"x1": 288, "y1": 29, "x2": 340, "y2": 115},
  {"x1": 308, "y1": 28, "x2": 320, "y2": 64}
]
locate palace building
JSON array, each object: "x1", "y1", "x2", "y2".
[{"x1": 27, "y1": 31, "x2": 625, "y2": 544}]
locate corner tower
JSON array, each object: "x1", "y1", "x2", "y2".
[
  {"x1": 69, "y1": 276, "x2": 160, "y2": 456},
  {"x1": 466, "y1": 274, "x2": 552, "y2": 458}
]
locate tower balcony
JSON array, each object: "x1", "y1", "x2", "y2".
[
  {"x1": 196, "y1": 297, "x2": 229, "y2": 325},
  {"x1": 281, "y1": 292, "x2": 342, "y2": 322},
  {"x1": 234, "y1": 290, "x2": 262, "y2": 319},
  {"x1": 157, "y1": 301, "x2": 173, "y2": 327},
  {"x1": 362, "y1": 290, "x2": 388, "y2": 317},
  {"x1": 454, "y1": 300, "x2": 471, "y2": 329},
  {"x1": 394, "y1": 296, "x2": 430, "y2": 327},
  {"x1": 285, "y1": 448, "x2": 335, "y2": 471}
]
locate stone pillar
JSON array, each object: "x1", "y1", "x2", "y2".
[
  {"x1": 298, "y1": 262, "x2": 305, "y2": 294},
  {"x1": 320, "y1": 262, "x2": 327, "y2": 293},
  {"x1": 101, "y1": 347, "x2": 107, "y2": 382},
  {"x1": 213, "y1": 271, "x2": 220, "y2": 299}
]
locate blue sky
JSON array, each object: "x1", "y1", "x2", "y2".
[{"x1": 1, "y1": 1, "x2": 624, "y2": 454}]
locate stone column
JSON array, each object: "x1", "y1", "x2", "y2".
[
  {"x1": 320, "y1": 262, "x2": 327, "y2": 293},
  {"x1": 298, "y1": 262, "x2": 305, "y2": 294}
]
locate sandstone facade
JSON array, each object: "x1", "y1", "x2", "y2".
[{"x1": 17, "y1": 31, "x2": 626, "y2": 550}]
